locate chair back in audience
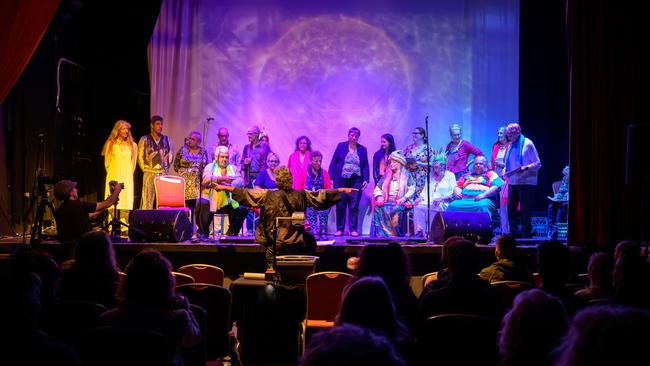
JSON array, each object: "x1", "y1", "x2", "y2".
[
  {"x1": 181, "y1": 304, "x2": 207, "y2": 366},
  {"x1": 179, "y1": 264, "x2": 224, "y2": 287},
  {"x1": 491, "y1": 280, "x2": 535, "y2": 308},
  {"x1": 300, "y1": 272, "x2": 353, "y2": 354},
  {"x1": 176, "y1": 283, "x2": 232, "y2": 360},
  {"x1": 45, "y1": 300, "x2": 108, "y2": 348},
  {"x1": 421, "y1": 271, "x2": 438, "y2": 288},
  {"x1": 79, "y1": 326, "x2": 169, "y2": 366},
  {"x1": 172, "y1": 271, "x2": 195, "y2": 286},
  {"x1": 418, "y1": 313, "x2": 499, "y2": 366}
]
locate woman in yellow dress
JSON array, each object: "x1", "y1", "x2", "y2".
[{"x1": 101, "y1": 120, "x2": 137, "y2": 230}]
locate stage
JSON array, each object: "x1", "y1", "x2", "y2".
[{"x1": 0, "y1": 234, "x2": 546, "y2": 278}]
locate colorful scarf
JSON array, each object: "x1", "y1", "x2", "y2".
[{"x1": 505, "y1": 133, "x2": 525, "y2": 172}]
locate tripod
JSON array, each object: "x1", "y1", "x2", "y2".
[{"x1": 27, "y1": 183, "x2": 57, "y2": 245}]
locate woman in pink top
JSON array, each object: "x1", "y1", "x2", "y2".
[
  {"x1": 288, "y1": 135, "x2": 312, "y2": 189},
  {"x1": 445, "y1": 124, "x2": 484, "y2": 180}
]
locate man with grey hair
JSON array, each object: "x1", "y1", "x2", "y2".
[
  {"x1": 504, "y1": 123, "x2": 541, "y2": 238},
  {"x1": 195, "y1": 146, "x2": 247, "y2": 239}
]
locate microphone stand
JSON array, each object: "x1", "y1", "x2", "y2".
[
  {"x1": 195, "y1": 117, "x2": 214, "y2": 242},
  {"x1": 424, "y1": 116, "x2": 431, "y2": 243}
]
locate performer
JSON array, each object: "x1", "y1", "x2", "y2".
[
  {"x1": 504, "y1": 123, "x2": 541, "y2": 238},
  {"x1": 372, "y1": 134, "x2": 396, "y2": 186},
  {"x1": 216, "y1": 127, "x2": 240, "y2": 169},
  {"x1": 329, "y1": 127, "x2": 369, "y2": 236},
  {"x1": 445, "y1": 124, "x2": 484, "y2": 180},
  {"x1": 240, "y1": 125, "x2": 270, "y2": 233},
  {"x1": 296, "y1": 151, "x2": 333, "y2": 240},
  {"x1": 288, "y1": 135, "x2": 312, "y2": 190},
  {"x1": 214, "y1": 166, "x2": 355, "y2": 265},
  {"x1": 254, "y1": 153, "x2": 281, "y2": 189},
  {"x1": 547, "y1": 165, "x2": 569, "y2": 239},
  {"x1": 195, "y1": 146, "x2": 247, "y2": 238},
  {"x1": 491, "y1": 126, "x2": 510, "y2": 234},
  {"x1": 101, "y1": 120, "x2": 137, "y2": 230},
  {"x1": 447, "y1": 156, "x2": 502, "y2": 218},
  {"x1": 403, "y1": 127, "x2": 435, "y2": 198},
  {"x1": 372, "y1": 150, "x2": 416, "y2": 237},
  {"x1": 137, "y1": 115, "x2": 173, "y2": 209},
  {"x1": 173, "y1": 131, "x2": 209, "y2": 228},
  {"x1": 413, "y1": 149, "x2": 456, "y2": 236}
]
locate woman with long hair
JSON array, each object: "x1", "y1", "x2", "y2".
[
  {"x1": 402, "y1": 127, "x2": 435, "y2": 198},
  {"x1": 101, "y1": 120, "x2": 137, "y2": 229},
  {"x1": 491, "y1": 126, "x2": 510, "y2": 234},
  {"x1": 373, "y1": 134, "x2": 396, "y2": 186}
]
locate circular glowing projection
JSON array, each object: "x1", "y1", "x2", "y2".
[{"x1": 252, "y1": 15, "x2": 412, "y2": 140}]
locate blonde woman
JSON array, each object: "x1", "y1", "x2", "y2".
[{"x1": 101, "y1": 120, "x2": 137, "y2": 226}]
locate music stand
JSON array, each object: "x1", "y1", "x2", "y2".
[{"x1": 266, "y1": 213, "x2": 305, "y2": 282}]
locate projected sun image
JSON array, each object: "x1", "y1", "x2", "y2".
[{"x1": 253, "y1": 15, "x2": 411, "y2": 140}]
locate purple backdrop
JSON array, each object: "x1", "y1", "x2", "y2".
[{"x1": 148, "y1": 0, "x2": 519, "y2": 233}]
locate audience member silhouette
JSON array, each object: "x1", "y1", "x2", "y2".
[
  {"x1": 100, "y1": 249, "x2": 200, "y2": 366},
  {"x1": 337, "y1": 276, "x2": 410, "y2": 351},
  {"x1": 419, "y1": 239, "x2": 505, "y2": 323},
  {"x1": 479, "y1": 235, "x2": 534, "y2": 284},
  {"x1": 614, "y1": 239, "x2": 641, "y2": 260},
  {"x1": 420, "y1": 235, "x2": 466, "y2": 297},
  {"x1": 353, "y1": 242, "x2": 420, "y2": 336},
  {"x1": 59, "y1": 231, "x2": 120, "y2": 309},
  {"x1": 299, "y1": 323, "x2": 405, "y2": 366},
  {"x1": 554, "y1": 305, "x2": 650, "y2": 366},
  {"x1": 612, "y1": 253, "x2": 650, "y2": 310},
  {"x1": 497, "y1": 289, "x2": 568, "y2": 366},
  {"x1": 574, "y1": 252, "x2": 614, "y2": 302},
  {"x1": 0, "y1": 249, "x2": 80, "y2": 366},
  {"x1": 536, "y1": 240, "x2": 586, "y2": 315}
]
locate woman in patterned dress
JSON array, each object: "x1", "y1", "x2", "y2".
[
  {"x1": 402, "y1": 127, "x2": 435, "y2": 199},
  {"x1": 173, "y1": 131, "x2": 209, "y2": 227}
]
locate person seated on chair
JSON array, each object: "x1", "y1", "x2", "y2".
[
  {"x1": 447, "y1": 156, "x2": 502, "y2": 221},
  {"x1": 195, "y1": 146, "x2": 247, "y2": 238},
  {"x1": 372, "y1": 150, "x2": 416, "y2": 237},
  {"x1": 412, "y1": 149, "x2": 456, "y2": 237},
  {"x1": 547, "y1": 165, "x2": 569, "y2": 239},
  {"x1": 213, "y1": 166, "x2": 356, "y2": 266},
  {"x1": 478, "y1": 234, "x2": 534, "y2": 284},
  {"x1": 54, "y1": 179, "x2": 122, "y2": 258}
]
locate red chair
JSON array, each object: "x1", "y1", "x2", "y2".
[
  {"x1": 178, "y1": 264, "x2": 225, "y2": 287},
  {"x1": 154, "y1": 175, "x2": 191, "y2": 216},
  {"x1": 300, "y1": 271, "x2": 353, "y2": 354}
]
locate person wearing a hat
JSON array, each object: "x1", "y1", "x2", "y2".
[
  {"x1": 54, "y1": 179, "x2": 122, "y2": 254},
  {"x1": 372, "y1": 150, "x2": 415, "y2": 237}
]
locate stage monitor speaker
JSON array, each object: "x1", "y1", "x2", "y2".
[
  {"x1": 129, "y1": 209, "x2": 192, "y2": 243},
  {"x1": 429, "y1": 211, "x2": 494, "y2": 244}
]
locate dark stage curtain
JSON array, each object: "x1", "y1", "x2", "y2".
[
  {"x1": 566, "y1": 0, "x2": 650, "y2": 249},
  {"x1": 0, "y1": 0, "x2": 61, "y2": 103}
]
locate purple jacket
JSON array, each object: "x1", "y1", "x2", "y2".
[{"x1": 445, "y1": 140, "x2": 484, "y2": 174}]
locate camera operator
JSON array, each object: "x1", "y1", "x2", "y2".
[{"x1": 54, "y1": 179, "x2": 122, "y2": 257}]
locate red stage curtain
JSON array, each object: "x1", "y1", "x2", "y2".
[
  {"x1": 0, "y1": 0, "x2": 60, "y2": 103},
  {"x1": 566, "y1": 0, "x2": 648, "y2": 249}
]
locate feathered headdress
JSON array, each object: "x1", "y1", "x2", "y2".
[{"x1": 432, "y1": 147, "x2": 447, "y2": 164}]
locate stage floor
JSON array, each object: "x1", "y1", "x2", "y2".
[{"x1": 1, "y1": 234, "x2": 547, "y2": 276}]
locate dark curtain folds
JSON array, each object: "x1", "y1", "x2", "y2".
[
  {"x1": 0, "y1": 0, "x2": 61, "y2": 103},
  {"x1": 566, "y1": 0, "x2": 649, "y2": 248}
]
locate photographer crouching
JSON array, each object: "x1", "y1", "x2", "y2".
[{"x1": 54, "y1": 179, "x2": 122, "y2": 258}]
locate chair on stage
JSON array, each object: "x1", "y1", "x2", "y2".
[
  {"x1": 299, "y1": 271, "x2": 353, "y2": 354},
  {"x1": 172, "y1": 271, "x2": 195, "y2": 286},
  {"x1": 154, "y1": 175, "x2": 191, "y2": 216},
  {"x1": 178, "y1": 264, "x2": 225, "y2": 287},
  {"x1": 176, "y1": 283, "x2": 234, "y2": 362}
]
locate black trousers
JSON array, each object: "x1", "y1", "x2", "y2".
[
  {"x1": 195, "y1": 198, "x2": 248, "y2": 236},
  {"x1": 334, "y1": 175, "x2": 363, "y2": 232},
  {"x1": 507, "y1": 184, "x2": 535, "y2": 236}
]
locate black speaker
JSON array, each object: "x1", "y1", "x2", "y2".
[
  {"x1": 429, "y1": 211, "x2": 494, "y2": 244},
  {"x1": 128, "y1": 209, "x2": 192, "y2": 243}
]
